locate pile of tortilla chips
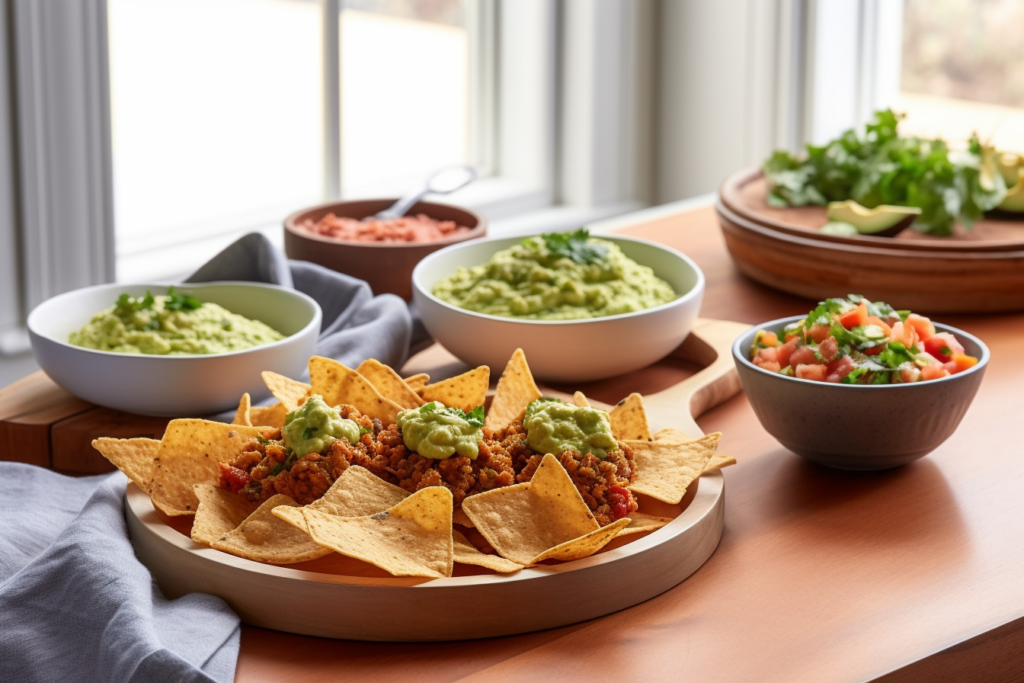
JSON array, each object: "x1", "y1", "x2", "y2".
[{"x1": 94, "y1": 350, "x2": 734, "y2": 579}]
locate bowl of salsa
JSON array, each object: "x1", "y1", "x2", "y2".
[
  {"x1": 284, "y1": 199, "x2": 486, "y2": 301},
  {"x1": 732, "y1": 295, "x2": 989, "y2": 470}
]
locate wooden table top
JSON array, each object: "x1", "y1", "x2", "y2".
[{"x1": 234, "y1": 205, "x2": 1024, "y2": 682}]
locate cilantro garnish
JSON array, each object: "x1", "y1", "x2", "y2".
[
  {"x1": 164, "y1": 286, "x2": 203, "y2": 312},
  {"x1": 526, "y1": 229, "x2": 609, "y2": 266},
  {"x1": 763, "y1": 109, "x2": 1007, "y2": 236},
  {"x1": 115, "y1": 291, "x2": 155, "y2": 313},
  {"x1": 419, "y1": 401, "x2": 485, "y2": 428}
]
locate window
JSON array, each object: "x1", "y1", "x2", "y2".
[{"x1": 896, "y1": 0, "x2": 1024, "y2": 152}]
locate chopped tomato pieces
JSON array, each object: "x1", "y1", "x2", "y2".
[
  {"x1": 607, "y1": 485, "x2": 632, "y2": 521},
  {"x1": 818, "y1": 336, "x2": 839, "y2": 362},
  {"x1": 218, "y1": 463, "x2": 249, "y2": 494},
  {"x1": 776, "y1": 337, "x2": 799, "y2": 367},
  {"x1": 825, "y1": 355, "x2": 857, "y2": 382},
  {"x1": 924, "y1": 333, "x2": 965, "y2": 363},
  {"x1": 920, "y1": 364, "x2": 950, "y2": 381},
  {"x1": 789, "y1": 346, "x2": 818, "y2": 366},
  {"x1": 795, "y1": 364, "x2": 827, "y2": 381},
  {"x1": 905, "y1": 313, "x2": 935, "y2": 340},
  {"x1": 807, "y1": 324, "x2": 830, "y2": 343},
  {"x1": 839, "y1": 301, "x2": 868, "y2": 329}
]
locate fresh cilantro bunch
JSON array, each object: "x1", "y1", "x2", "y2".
[
  {"x1": 523, "y1": 229, "x2": 609, "y2": 266},
  {"x1": 763, "y1": 109, "x2": 1007, "y2": 236},
  {"x1": 420, "y1": 401, "x2": 485, "y2": 428}
]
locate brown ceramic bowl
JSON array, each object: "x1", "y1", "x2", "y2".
[{"x1": 283, "y1": 199, "x2": 486, "y2": 300}]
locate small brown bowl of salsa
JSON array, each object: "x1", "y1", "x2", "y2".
[{"x1": 284, "y1": 199, "x2": 486, "y2": 301}]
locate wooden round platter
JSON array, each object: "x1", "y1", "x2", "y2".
[
  {"x1": 125, "y1": 318, "x2": 749, "y2": 642},
  {"x1": 717, "y1": 167, "x2": 1024, "y2": 313}
]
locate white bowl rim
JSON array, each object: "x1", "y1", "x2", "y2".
[
  {"x1": 27, "y1": 280, "x2": 322, "y2": 361},
  {"x1": 732, "y1": 314, "x2": 991, "y2": 389},
  {"x1": 411, "y1": 233, "x2": 706, "y2": 326}
]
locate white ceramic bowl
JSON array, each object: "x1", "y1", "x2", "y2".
[
  {"x1": 412, "y1": 235, "x2": 705, "y2": 382},
  {"x1": 28, "y1": 281, "x2": 321, "y2": 417}
]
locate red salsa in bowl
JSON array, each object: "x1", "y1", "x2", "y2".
[{"x1": 749, "y1": 295, "x2": 979, "y2": 384}]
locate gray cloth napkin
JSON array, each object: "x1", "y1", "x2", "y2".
[{"x1": 0, "y1": 233, "x2": 416, "y2": 682}]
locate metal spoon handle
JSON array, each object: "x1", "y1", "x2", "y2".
[{"x1": 373, "y1": 186, "x2": 429, "y2": 221}]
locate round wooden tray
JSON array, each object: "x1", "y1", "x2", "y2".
[
  {"x1": 126, "y1": 319, "x2": 750, "y2": 642},
  {"x1": 717, "y1": 167, "x2": 1024, "y2": 313}
]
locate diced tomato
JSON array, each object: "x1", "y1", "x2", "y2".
[
  {"x1": 759, "y1": 331, "x2": 779, "y2": 347},
  {"x1": 944, "y1": 354, "x2": 979, "y2": 375},
  {"x1": 756, "y1": 360, "x2": 781, "y2": 372},
  {"x1": 776, "y1": 337, "x2": 799, "y2": 367},
  {"x1": 789, "y1": 346, "x2": 818, "y2": 366},
  {"x1": 839, "y1": 301, "x2": 868, "y2": 329},
  {"x1": 784, "y1": 330, "x2": 801, "y2": 342},
  {"x1": 607, "y1": 485, "x2": 633, "y2": 521},
  {"x1": 862, "y1": 345, "x2": 884, "y2": 356},
  {"x1": 807, "y1": 324, "x2": 830, "y2": 343},
  {"x1": 796, "y1": 364, "x2": 828, "y2": 381},
  {"x1": 818, "y1": 336, "x2": 839, "y2": 361},
  {"x1": 900, "y1": 366, "x2": 922, "y2": 383},
  {"x1": 923, "y1": 333, "x2": 965, "y2": 363},
  {"x1": 888, "y1": 321, "x2": 919, "y2": 348},
  {"x1": 825, "y1": 355, "x2": 857, "y2": 382},
  {"x1": 866, "y1": 316, "x2": 893, "y2": 337},
  {"x1": 905, "y1": 313, "x2": 935, "y2": 341},
  {"x1": 755, "y1": 346, "x2": 779, "y2": 364},
  {"x1": 218, "y1": 463, "x2": 249, "y2": 494},
  {"x1": 921, "y1": 364, "x2": 950, "y2": 381}
]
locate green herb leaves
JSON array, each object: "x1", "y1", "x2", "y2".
[
  {"x1": 524, "y1": 229, "x2": 609, "y2": 265},
  {"x1": 114, "y1": 286, "x2": 203, "y2": 313},
  {"x1": 418, "y1": 401, "x2": 485, "y2": 428},
  {"x1": 763, "y1": 109, "x2": 1008, "y2": 236}
]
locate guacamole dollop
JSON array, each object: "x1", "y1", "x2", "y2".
[
  {"x1": 282, "y1": 395, "x2": 362, "y2": 457},
  {"x1": 396, "y1": 401, "x2": 484, "y2": 460},
  {"x1": 431, "y1": 229, "x2": 678, "y2": 320},
  {"x1": 69, "y1": 288, "x2": 284, "y2": 355},
  {"x1": 524, "y1": 399, "x2": 618, "y2": 460}
]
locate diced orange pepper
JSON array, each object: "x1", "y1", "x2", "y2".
[
  {"x1": 948, "y1": 354, "x2": 978, "y2": 374},
  {"x1": 839, "y1": 301, "x2": 868, "y2": 329}
]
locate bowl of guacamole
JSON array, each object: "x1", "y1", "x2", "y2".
[
  {"x1": 412, "y1": 230, "x2": 705, "y2": 382},
  {"x1": 28, "y1": 282, "x2": 321, "y2": 416}
]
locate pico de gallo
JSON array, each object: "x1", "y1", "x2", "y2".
[{"x1": 750, "y1": 295, "x2": 979, "y2": 384}]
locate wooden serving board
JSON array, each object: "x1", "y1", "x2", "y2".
[
  {"x1": 114, "y1": 318, "x2": 749, "y2": 641},
  {"x1": 717, "y1": 167, "x2": 1024, "y2": 313}
]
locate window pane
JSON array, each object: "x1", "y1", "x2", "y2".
[
  {"x1": 898, "y1": 0, "x2": 1024, "y2": 151},
  {"x1": 108, "y1": 0, "x2": 324, "y2": 273},
  {"x1": 339, "y1": 0, "x2": 469, "y2": 195}
]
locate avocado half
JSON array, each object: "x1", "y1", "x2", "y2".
[
  {"x1": 826, "y1": 201, "x2": 922, "y2": 237},
  {"x1": 997, "y1": 153, "x2": 1024, "y2": 213}
]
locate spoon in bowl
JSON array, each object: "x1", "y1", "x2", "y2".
[{"x1": 370, "y1": 166, "x2": 477, "y2": 221}]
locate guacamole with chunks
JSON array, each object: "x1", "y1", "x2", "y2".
[
  {"x1": 432, "y1": 229, "x2": 678, "y2": 320},
  {"x1": 524, "y1": 398, "x2": 618, "y2": 460},
  {"x1": 69, "y1": 287, "x2": 284, "y2": 355},
  {"x1": 283, "y1": 395, "x2": 362, "y2": 457},
  {"x1": 396, "y1": 401, "x2": 485, "y2": 460}
]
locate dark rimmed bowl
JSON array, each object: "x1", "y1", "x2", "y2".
[
  {"x1": 284, "y1": 199, "x2": 487, "y2": 301},
  {"x1": 732, "y1": 315, "x2": 989, "y2": 470}
]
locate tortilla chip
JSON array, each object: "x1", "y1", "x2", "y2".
[
  {"x1": 249, "y1": 403, "x2": 288, "y2": 429},
  {"x1": 262, "y1": 371, "x2": 310, "y2": 411},
  {"x1": 404, "y1": 373, "x2": 429, "y2": 391},
  {"x1": 453, "y1": 530, "x2": 524, "y2": 573},
  {"x1": 301, "y1": 487, "x2": 454, "y2": 578},
  {"x1": 626, "y1": 433, "x2": 721, "y2": 504},
  {"x1": 211, "y1": 494, "x2": 330, "y2": 564},
  {"x1": 533, "y1": 518, "x2": 630, "y2": 562},
  {"x1": 618, "y1": 512, "x2": 673, "y2": 537},
  {"x1": 92, "y1": 437, "x2": 161, "y2": 492},
  {"x1": 610, "y1": 393, "x2": 652, "y2": 441},
  {"x1": 704, "y1": 453, "x2": 737, "y2": 473},
  {"x1": 231, "y1": 393, "x2": 252, "y2": 426},
  {"x1": 272, "y1": 465, "x2": 411, "y2": 534},
  {"x1": 419, "y1": 366, "x2": 489, "y2": 412},
  {"x1": 651, "y1": 428, "x2": 736, "y2": 473},
  {"x1": 452, "y1": 507, "x2": 475, "y2": 528},
  {"x1": 309, "y1": 356, "x2": 403, "y2": 424},
  {"x1": 462, "y1": 453, "x2": 600, "y2": 565},
  {"x1": 148, "y1": 420, "x2": 262, "y2": 516},
  {"x1": 572, "y1": 391, "x2": 590, "y2": 408},
  {"x1": 357, "y1": 359, "x2": 425, "y2": 409},
  {"x1": 485, "y1": 349, "x2": 543, "y2": 430},
  {"x1": 191, "y1": 483, "x2": 258, "y2": 545}
]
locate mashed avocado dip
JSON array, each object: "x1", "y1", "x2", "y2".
[
  {"x1": 524, "y1": 398, "x2": 618, "y2": 460},
  {"x1": 69, "y1": 287, "x2": 284, "y2": 355},
  {"x1": 283, "y1": 395, "x2": 362, "y2": 457},
  {"x1": 396, "y1": 401, "x2": 485, "y2": 460},
  {"x1": 432, "y1": 229, "x2": 677, "y2": 320}
]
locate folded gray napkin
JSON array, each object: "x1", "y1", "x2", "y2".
[{"x1": 0, "y1": 233, "x2": 416, "y2": 682}]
